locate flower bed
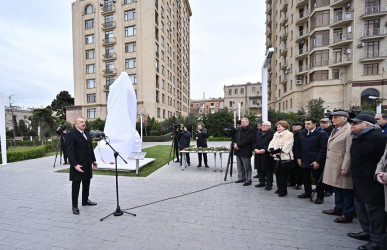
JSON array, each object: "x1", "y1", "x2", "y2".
[{"x1": 181, "y1": 146, "x2": 230, "y2": 152}]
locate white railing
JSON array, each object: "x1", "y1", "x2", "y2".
[
  {"x1": 359, "y1": 50, "x2": 387, "y2": 59},
  {"x1": 363, "y1": 28, "x2": 387, "y2": 37},
  {"x1": 298, "y1": 47, "x2": 308, "y2": 55},
  {"x1": 297, "y1": 65, "x2": 309, "y2": 73},
  {"x1": 331, "y1": 55, "x2": 352, "y2": 64},
  {"x1": 332, "y1": 33, "x2": 353, "y2": 44},
  {"x1": 296, "y1": 10, "x2": 309, "y2": 21},
  {"x1": 331, "y1": 12, "x2": 353, "y2": 24},
  {"x1": 297, "y1": 29, "x2": 308, "y2": 38},
  {"x1": 310, "y1": 59, "x2": 329, "y2": 68},
  {"x1": 363, "y1": 5, "x2": 387, "y2": 15}
]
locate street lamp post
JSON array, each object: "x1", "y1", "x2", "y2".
[
  {"x1": 0, "y1": 93, "x2": 7, "y2": 165},
  {"x1": 261, "y1": 48, "x2": 274, "y2": 122}
]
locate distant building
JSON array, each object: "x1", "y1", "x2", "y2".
[
  {"x1": 5, "y1": 106, "x2": 33, "y2": 131},
  {"x1": 71, "y1": 0, "x2": 192, "y2": 121},
  {"x1": 223, "y1": 82, "x2": 262, "y2": 115},
  {"x1": 190, "y1": 98, "x2": 224, "y2": 116}
]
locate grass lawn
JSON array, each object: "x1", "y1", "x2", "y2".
[{"x1": 55, "y1": 145, "x2": 172, "y2": 177}]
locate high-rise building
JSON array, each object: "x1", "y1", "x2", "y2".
[
  {"x1": 70, "y1": 0, "x2": 192, "y2": 122},
  {"x1": 265, "y1": 0, "x2": 387, "y2": 113},
  {"x1": 223, "y1": 82, "x2": 263, "y2": 115}
]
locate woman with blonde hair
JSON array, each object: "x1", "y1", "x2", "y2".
[{"x1": 268, "y1": 120, "x2": 294, "y2": 197}]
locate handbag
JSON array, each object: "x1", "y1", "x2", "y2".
[{"x1": 279, "y1": 160, "x2": 295, "y2": 170}]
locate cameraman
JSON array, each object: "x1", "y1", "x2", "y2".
[
  {"x1": 56, "y1": 124, "x2": 68, "y2": 164},
  {"x1": 171, "y1": 123, "x2": 180, "y2": 163},
  {"x1": 195, "y1": 123, "x2": 209, "y2": 168},
  {"x1": 178, "y1": 126, "x2": 191, "y2": 166}
]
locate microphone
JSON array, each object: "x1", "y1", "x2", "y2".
[{"x1": 90, "y1": 130, "x2": 106, "y2": 139}]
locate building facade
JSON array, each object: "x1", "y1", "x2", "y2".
[
  {"x1": 190, "y1": 98, "x2": 224, "y2": 116},
  {"x1": 71, "y1": 0, "x2": 192, "y2": 121},
  {"x1": 265, "y1": 0, "x2": 387, "y2": 113},
  {"x1": 5, "y1": 107, "x2": 33, "y2": 131},
  {"x1": 223, "y1": 82, "x2": 263, "y2": 115}
]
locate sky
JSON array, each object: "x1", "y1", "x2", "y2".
[{"x1": 0, "y1": 0, "x2": 266, "y2": 108}]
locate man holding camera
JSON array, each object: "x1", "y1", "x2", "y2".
[
  {"x1": 178, "y1": 126, "x2": 191, "y2": 166},
  {"x1": 56, "y1": 124, "x2": 68, "y2": 165},
  {"x1": 234, "y1": 117, "x2": 255, "y2": 186},
  {"x1": 195, "y1": 123, "x2": 209, "y2": 168}
]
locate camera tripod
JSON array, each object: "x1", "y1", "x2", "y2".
[
  {"x1": 224, "y1": 143, "x2": 235, "y2": 181},
  {"x1": 168, "y1": 133, "x2": 179, "y2": 164},
  {"x1": 53, "y1": 135, "x2": 64, "y2": 168}
]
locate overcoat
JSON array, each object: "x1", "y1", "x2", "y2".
[
  {"x1": 268, "y1": 130, "x2": 294, "y2": 161},
  {"x1": 178, "y1": 130, "x2": 191, "y2": 150},
  {"x1": 196, "y1": 128, "x2": 208, "y2": 147},
  {"x1": 322, "y1": 122, "x2": 353, "y2": 189},
  {"x1": 375, "y1": 142, "x2": 387, "y2": 212},
  {"x1": 234, "y1": 125, "x2": 255, "y2": 157},
  {"x1": 253, "y1": 129, "x2": 274, "y2": 170},
  {"x1": 65, "y1": 129, "x2": 96, "y2": 181},
  {"x1": 350, "y1": 128, "x2": 387, "y2": 205}
]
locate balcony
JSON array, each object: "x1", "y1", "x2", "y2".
[
  {"x1": 280, "y1": 13, "x2": 288, "y2": 26},
  {"x1": 280, "y1": 0, "x2": 288, "y2": 12},
  {"x1": 103, "y1": 68, "x2": 117, "y2": 76},
  {"x1": 280, "y1": 60, "x2": 289, "y2": 70},
  {"x1": 101, "y1": 4, "x2": 115, "y2": 15},
  {"x1": 296, "y1": 65, "x2": 309, "y2": 75},
  {"x1": 360, "y1": 28, "x2": 387, "y2": 41},
  {"x1": 266, "y1": 28, "x2": 272, "y2": 36},
  {"x1": 329, "y1": 33, "x2": 353, "y2": 48},
  {"x1": 361, "y1": 5, "x2": 387, "y2": 19},
  {"x1": 295, "y1": 28, "x2": 309, "y2": 42},
  {"x1": 296, "y1": 47, "x2": 309, "y2": 59},
  {"x1": 103, "y1": 83, "x2": 113, "y2": 92},
  {"x1": 359, "y1": 50, "x2": 387, "y2": 62},
  {"x1": 266, "y1": 15, "x2": 272, "y2": 25},
  {"x1": 329, "y1": 54, "x2": 353, "y2": 67},
  {"x1": 102, "y1": 37, "x2": 116, "y2": 45},
  {"x1": 280, "y1": 29, "x2": 288, "y2": 41},
  {"x1": 280, "y1": 44, "x2": 288, "y2": 56},
  {"x1": 310, "y1": 59, "x2": 329, "y2": 69},
  {"x1": 280, "y1": 74, "x2": 288, "y2": 85},
  {"x1": 330, "y1": 0, "x2": 351, "y2": 8},
  {"x1": 296, "y1": 0, "x2": 307, "y2": 8},
  {"x1": 103, "y1": 52, "x2": 117, "y2": 61},
  {"x1": 330, "y1": 12, "x2": 353, "y2": 27},
  {"x1": 266, "y1": 3, "x2": 272, "y2": 14},
  {"x1": 102, "y1": 21, "x2": 116, "y2": 30},
  {"x1": 296, "y1": 10, "x2": 309, "y2": 25}
]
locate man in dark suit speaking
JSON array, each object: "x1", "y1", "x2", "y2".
[{"x1": 65, "y1": 117, "x2": 98, "y2": 215}]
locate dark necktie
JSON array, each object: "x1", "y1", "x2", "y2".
[{"x1": 81, "y1": 131, "x2": 87, "y2": 140}]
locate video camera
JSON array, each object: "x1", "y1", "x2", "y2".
[
  {"x1": 173, "y1": 122, "x2": 184, "y2": 132},
  {"x1": 223, "y1": 126, "x2": 237, "y2": 138},
  {"x1": 59, "y1": 123, "x2": 66, "y2": 130}
]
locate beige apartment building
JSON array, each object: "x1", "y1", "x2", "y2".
[
  {"x1": 190, "y1": 97, "x2": 224, "y2": 116},
  {"x1": 71, "y1": 0, "x2": 192, "y2": 122},
  {"x1": 223, "y1": 82, "x2": 263, "y2": 115},
  {"x1": 265, "y1": 0, "x2": 387, "y2": 113}
]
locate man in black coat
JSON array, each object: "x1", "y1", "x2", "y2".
[
  {"x1": 178, "y1": 126, "x2": 191, "y2": 166},
  {"x1": 320, "y1": 117, "x2": 334, "y2": 197},
  {"x1": 56, "y1": 125, "x2": 68, "y2": 164},
  {"x1": 234, "y1": 117, "x2": 255, "y2": 186},
  {"x1": 195, "y1": 123, "x2": 209, "y2": 168},
  {"x1": 347, "y1": 114, "x2": 387, "y2": 250},
  {"x1": 289, "y1": 122, "x2": 303, "y2": 190},
  {"x1": 295, "y1": 118, "x2": 328, "y2": 204},
  {"x1": 253, "y1": 121, "x2": 275, "y2": 190},
  {"x1": 65, "y1": 117, "x2": 98, "y2": 215}
]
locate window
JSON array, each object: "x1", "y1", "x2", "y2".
[
  {"x1": 162, "y1": 94, "x2": 165, "y2": 103},
  {"x1": 310, "y1": 50, "x2": 329, "y2": 68},
  {"x1": 85, "y1": 19, "x2": 94, "y2": 29},
  {"x1": 86, "y1": 49, "x2": 95, "y2": 59},
  {"x1": 156, "y1": 59, "x2": 159, "y2": 72},
  {"x1": 157, "y1": 107, "x2": 160, "y2": 118},
  {"x1": 124, "y1": 0, "x2": 135, "y2": 3},
  {"x1": 365, "y1": 0, "x2": 381, "y2": 14},
  {"x1": 104, "y1": 15, "x2": 113, "y2": 28},
  {"x1": 86, "y1": 64, "x2": 95, "y2": 74},
  {"x1": 234, "y1": 89, "x2": 238, "y2": 94},
  {"x1": 310, "y1": 10, "x2": 330, "y2": 30},
  {"x1": 106, "y1": 61, "x2": 114, "y2": 73},
  {"x1": 87, "y1": 108, "x2": 96, "y2": 119},
  {"x1": 125, "y1": 26, "x2": 136, "y2": 36},
  {"x1": 105, "y1": 46, "x2": 114, "y2": 59},
  {"x1": 364, "y1": 19, "x2": 380, "y2": 36},
  {"x1": 105, "y1": 30, "x2": 114, "y2": 43},
  {"x1": 156, "y1": 90, "x2": 159, "y2": 103},
  {"x1": 228, "y1": 89, "x2": 232, "y2": 95},
  {"x1": 87, "y1": 94, "x2": 96, "y2": 103},
  {"x1": 125, "y1": 9, "x2": 136, "y2": 20},
  {"x1": 241, "y1": 88, "x2": 244, "y2": 94},
  {"x1": 85, "y1": 34, "x2": 94, "y2": 44},
  {"x1": 125, "y1": 42, "x2": 136, "y2": 53},
  {"x1": 364, "y1": 63, "x2": 379, "y2": 75},
  {"x1": 86, "y1": 79, "x2": 96, "y2": 88},
  {"x1": 125, "y1": 58, "x2": 136, "y2": 69},
  {"x1": 310, "y1": 30, "x2": 329, "y2": 49},
  {"x1": 332, "y1": 69, "x2": 340, "y2": 79},
  {"x1": 229, "y1": 101, "x2": 233, "y2": 107},
  {"x1": 309, "y1": 70, "x2": 329, "y2": 81},
  {"x1": 163, "y1": 109, "x2": 166, "y2": 118},
  {"x1": 361, "y1": 88, "x2": 379, "y2": 107},
  {"x1": 364, "y1": 41, "x2": 379, "y2": 58},
  {"x1": 85, "y1": 4, "x2": 93, "y2": 14},
  {"x1": 161, "y1": 79, "x2": 165, "y2": 89},
  {"x1": 252, "y1": 87, "x2": 256, "y2": 92},
  {"x1": 105, "y1": 77, "x2": 114, "y2": 87},
  {"x1": 311, "y1": 0, "x2": 330, "y2": 11},
  {"x1": 129, "y1": 74, "x2": 137, "y2": 84}
]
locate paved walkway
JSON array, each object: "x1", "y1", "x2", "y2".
[{"x1": 0, "y1": 141, "x2": 364, "y2": 249}]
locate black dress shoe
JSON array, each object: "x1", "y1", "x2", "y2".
[
  {"x1": 72, "y1": 207, "x2": 79, "y2": 215},
  {"x1": 255, "y1": 183, "x2": 265, "y2": 188},
  {"x1": 253, "y1": 174, "x2": 259, "y2": 178},
  {"x1": 314, "y1": 197, "x2": 324, "y2": 204},
  {"x1": 82, "y1": 199, "x2": 97, "y2": 206},
  {"x1": 204, "y1": 165, "x2": 209, "y2": 168},
  {"x1": 235, "y1": 179, "x2": 245, "y2": 183},
  {"x1": 322, "y1": 209, "x2": 342, "y2": 216},
  {"x1": 187, "y1": 163, "x2": 191, "y2": 166},
  {"x1": 324, "y1": 191, "x2": 333, "y2": 197},
  {"x1": 295, "y1": 185, "x2": 302, "y2": 190},
  {"x1": 334, "y1": 215, "x2": 353, "y2": 223},
  {"x1": 243, "y1": 181, "x2": 252, "y2": 186},
  {"x1": 265, "y1": 186, "x2": 272, "y2": 190},
  {"x1": 275, "y1": 189, "x2": 279, "y2": 194},
  {"x1": 197, "y1": 165, "x2": 202, "y2": 167},
  {"x1": 357, "y1": 242, "x2": 378, "y2": 250},
  {"x1": 287, "y1": 183, "x2": 296, "y2": 187},
  {"x1": 278, "y1": 192, "x2": 287, "y2": 197},
  {"x1": 347, "y1": 231, "x2": 370, "y2": 241},
  {"x1": 298, "y1": 193, "x2": 311, "y2": 199}
]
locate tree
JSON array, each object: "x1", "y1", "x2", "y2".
[
  {"x1": 201, "y1": 109, "x2": 233, "y2": 137},
  {"x1": 306, "y1": 97, "x2": 325, "y2": 121},
  {"x1": 30, "y1": 107, "x2": 57, "y2": 144},
  {"x1": 18, "y1": 120, "x2": 28, "y2": 136},
  {"x1": 50, "y1": 91, "x2": 74, "y2": 120}
]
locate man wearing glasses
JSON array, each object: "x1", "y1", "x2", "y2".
[{"x1": 348, "y1": 114, "x2": 387, "y2": 250}]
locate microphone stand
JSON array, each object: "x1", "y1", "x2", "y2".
[{"x1": 100, "y1": 136, "x2": 136, "y2": 221}]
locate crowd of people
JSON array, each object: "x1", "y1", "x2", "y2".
[{"x1": 231, "y1": 112, "x2": 387, "y2": 250}]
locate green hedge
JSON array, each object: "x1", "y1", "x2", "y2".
[
  {"x1": 207, "y1": 136, "x2": 232, "y2": 141},
  {"x1": 0, "y1": 145, "x2": 48, "y2": 164},
  {"x1": 6, "y1": 141, "x2": 35, "y2": 147},
  {"x1": 142, "y1": 132, "x2": 173, "y2": 142}
]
